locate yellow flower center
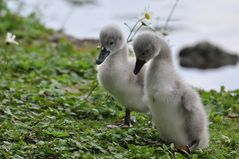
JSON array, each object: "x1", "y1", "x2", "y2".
[{"x1": 144, "y1": 12, "x2": 151, "y2": 20}]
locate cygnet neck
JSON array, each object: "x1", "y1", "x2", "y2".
[
  {"x1": 154, "y1": 37, "x2": 173, "y2": 63},
  {"x1": 108, "y1": 44, "x2": 128, "y2": 63}
]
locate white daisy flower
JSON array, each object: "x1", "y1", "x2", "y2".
[{"x1": 5, "y1": 32, "x2": 18, "y2": 45}]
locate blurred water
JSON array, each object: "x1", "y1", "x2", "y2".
[{"x1": 8, "y1": 0, "x2": 239, "y2": 90}]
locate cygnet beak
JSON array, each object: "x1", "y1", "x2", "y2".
[
  {"x1": 96, "y1": 47, "x2": 110, "y2": 65},
  {"x1": 134, "y1": 59, "x2": 146, "y2": 74}
]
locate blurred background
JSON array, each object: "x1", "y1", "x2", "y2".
[{"x1": 7, "y1": 0, "x2": 239, "y2": 90}]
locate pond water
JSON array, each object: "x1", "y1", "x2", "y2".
[{"x1": 8, "y1": 0, "x2": 239, "y2": 90}]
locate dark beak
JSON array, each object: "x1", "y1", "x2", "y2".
[
  {"x1": 96, "y1": 47, "x2": 110, "y2": 65},
  {"x1": 134, "y1": 59, "x2": 146, "y2": 74}
]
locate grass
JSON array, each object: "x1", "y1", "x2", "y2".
[{"x1": 0, "y1": 4, "x2": 238, "y2": 159}]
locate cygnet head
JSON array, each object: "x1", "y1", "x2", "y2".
[
  {"x1": 96, "y1": 25, "x2": 125, "y2": 65},
  {"x1": 133, "y1": 31, "x2": 161, "y2": 74}
]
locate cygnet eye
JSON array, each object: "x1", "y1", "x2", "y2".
[
  {"x1": 142, "y1": 52, "x2": 146, "y2": 56},
  {"x1": 110, "y1": 41, "x2": 114, "y2": 45}
]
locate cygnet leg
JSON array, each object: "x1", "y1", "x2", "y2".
[{"x1": 119, "y1": 109, "x2": 131, "y2": 127}]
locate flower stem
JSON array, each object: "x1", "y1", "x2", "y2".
[
  {"x1": 128, "y1": 24, "x2": 144, "y2": 43},
  {"x1": 127, "y1": 17, "x2": 145, "y2": 43},
  {"x1": 162, "y1": 0, "x2": 180, "y2": 34},
  {"x1": 85, "y1": 81, "x2": 98, "y2": 101},
  {"x1": 4, "y1": 47, "x2": 9, "y2": 75},
  {"x1": 124, "y1": 22, "x2": 132, "y2": 31}
]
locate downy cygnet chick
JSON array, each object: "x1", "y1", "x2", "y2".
[
  {"x1": 133, "y1": 31, "x2": 209, "y2": 151},
  {"x1": 96, "y1": 25, "x2": 149, "y2": 126}
]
